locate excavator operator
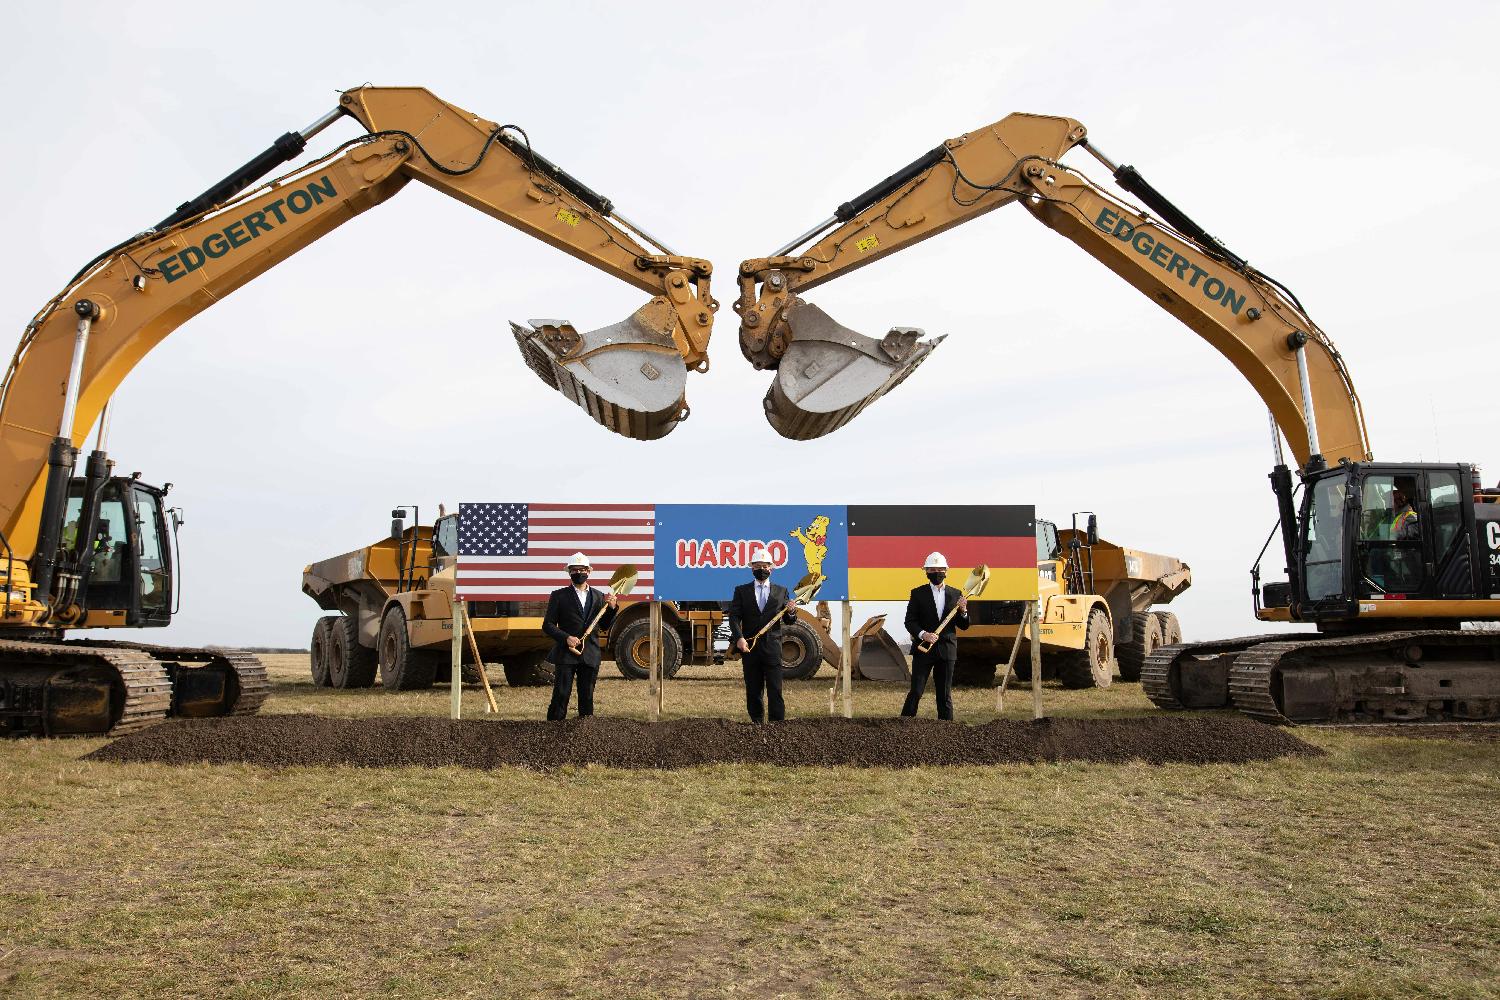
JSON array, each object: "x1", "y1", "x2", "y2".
[
  {"x1": 1358, "y1": 476, "x2": 1423, "y2": 594},
  {"x1": 1389, "y1": 478, "x2": 1420, "y2": 541}
]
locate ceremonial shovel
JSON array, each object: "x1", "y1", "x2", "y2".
[
  {"x1": 576, "y1": 565, "x2": 639, "y2": 648},
  {"x1": 916, "y1": 564, "x2": 990, "y2": 653},
  {"x1": 744, "y1": 573, "x2": 823, "y2": 652}
]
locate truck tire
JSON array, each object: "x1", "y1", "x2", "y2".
[
  {"x1": 378, "y1": 607, "x2": 441, "y2": 690},
  {"x1": 780, "y1": 620, "x2": 823, "y2": 680},
  {"x1": 328, "y1": 615, "x2": 377, "y2": 689},
  {"x1": 503, "y1": 651, "x2": 554, "y2": 687},
  {"x1": 952, "y1": 656, "x2": 997, "y2": 687},
  {"x1": 310, "y1": 616, "x2": 338, "y2": 687},
  {"x1": 1116, "y1": 612, "x2": 1162, "y2": 682},
  {"x1": 612, "y1": 618, "x2": 684, "y2": 680},
  {"x1": 1057, "y1": 608, "x2": 1115, "y2": 689},
  {"x1": 1157, "y1": 611, "x2": 1183, "y2": 646}
]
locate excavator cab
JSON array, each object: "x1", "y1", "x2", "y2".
[
  {"x1": 60, "y1": 477, "x2": 174, "y2": 627},
  {"x1": 1290, "y1": 462, "x2": 1490, "y2": 622}
]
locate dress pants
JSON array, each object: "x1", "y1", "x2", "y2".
[
  {"x1": 901, "y1": 652, "x2": 954, "y2": 720},
  {"x1": 741, "y1": 648, "x2": 785, "y2": 723},
  {"x1": 547, "y1": 659, "x2": 599, "y2": 720}
]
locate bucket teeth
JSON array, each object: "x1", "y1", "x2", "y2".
[
  {"x1": 762, "y1": 298, "x2": 944, "y2": 440},
  {"x1": 510, "y1": 298, "x2": 690, "y2": 441}
]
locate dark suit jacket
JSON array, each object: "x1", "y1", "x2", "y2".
[
  {"x1": 727, "y1": 581, "x2": 796, "y2": 650},
  {"x1": 542, "y1": 585, "x2": 617, "y2": 668},
  {"x1": 904, "y1": 584, "x2": 970, "y2": 661}
]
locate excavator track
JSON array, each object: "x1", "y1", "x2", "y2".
[
  {"x1": 0, "y1": 639, "x2": 171, "y2": 736},
  {"x1": 78, "y1": 640, "x2": 271, "y2": 718},
  {"x1": 1140, "y1": 635, "x2": 1288, "y2": 711},
  {"x1": 1227, "y1": 630, "x2": 1500, "y2": 725},
  {"x1": 0, "y1": 639, "x2": 268, "y2": 737}
]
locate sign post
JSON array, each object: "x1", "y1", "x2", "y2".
[
  {"x1": 656, "y1": 609, "x2": 666, "y2": 717},
  {"x1": 840, "y1": 602, "x2": 854, "y2": 718},
  {"x1": 451, "y1": 598, "x2": 465, "y2": 720},
  {"x1": 648, "y1": 599, "x2": 661, "y2": 722},
  {"x1": 1030, "y1": 599, "x2": 1045, "y2": 720}
]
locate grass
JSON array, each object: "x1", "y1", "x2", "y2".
[{"x1": 1, "y1": 655, "x2": 1497, "y2": 999}]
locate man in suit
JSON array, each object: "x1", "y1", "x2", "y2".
[
  {"x1": 727, "y1": 545, "x2": 798, "y2": 723},
  {"x1": 542, "y1": 552, "x2": 618, "y2": 721},
  {"x1": 901, "y1": 551, "x2": 970, "y2": 721}
]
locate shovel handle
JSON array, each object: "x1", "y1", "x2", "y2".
[
  {"x1": 578, "y1": 601, "x2": 613, "y2": 645},
  {"x1": 916, "y1": 579, "x2": 983, "y2": 653},
  {"x1": 744, "y1": 603, "x2": 795, "y2": 652},
  {"x1": 916, "y1": 605, "x2": 965, "y2": 654}
]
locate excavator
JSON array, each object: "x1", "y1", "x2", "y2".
[
  {"x1": 0, "y1": 86, "x2": 716, "y2": 737},
  {"x1": 736, "y1": 114, "x2": 1500, "y2": 724}
]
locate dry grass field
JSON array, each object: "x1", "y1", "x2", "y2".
[{"x1": 2, "y1": 654, "x2": 1497, "y2": 999}]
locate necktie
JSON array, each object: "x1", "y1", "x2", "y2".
[{"x1": 757, "y1": 585, "x2": 766, "y2": 612}]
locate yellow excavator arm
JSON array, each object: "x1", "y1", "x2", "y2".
[
  {"x1": 737, "y1": 113, "x2": 1371, "y2": 469},
  {"x1": 1, "y1": 86, "x2": 716, "y2": 559}
]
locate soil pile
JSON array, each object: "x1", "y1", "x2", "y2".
[{"x1": 86, "y1": 714, "x2": 1323, "y2": 770}]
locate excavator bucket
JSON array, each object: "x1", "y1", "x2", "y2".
[
  {"x1": 512, "y1": 298, "x2": 691, "y2": 441},
  {"x1": 849, "y1": 614, "x2": 910, "y2": 682},
  {"x1": 763, "y1": 298, "x2": 945, "y2": 440}
]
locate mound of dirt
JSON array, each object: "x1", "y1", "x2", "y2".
[{"x1": 85, "y1": 714, "x2": 1323, "y2": 770}]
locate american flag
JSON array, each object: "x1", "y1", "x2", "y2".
[{"x1": 456, "y1": 503, "x2": 654, "y2": 601}]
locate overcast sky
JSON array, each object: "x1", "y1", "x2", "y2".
[{"x1": 4, "y1": 1, "x2": 1496, "y2": 652}]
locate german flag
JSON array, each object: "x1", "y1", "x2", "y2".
[{"x1": 846, "y1": 505, "x2": 1037, "y2": 600}]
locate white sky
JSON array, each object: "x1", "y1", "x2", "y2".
[{"x1": 3, "y1": 0, "x2": 1497, "y2": 649}]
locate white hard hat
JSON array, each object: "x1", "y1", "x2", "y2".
[
  {"x1": 924, "y1": 551, "x2": 948, "y2": 569},
  {"x1": 566, "y1": 552, "x2": 591, "y2": 569},
  {"x1": 749, "y1": 545, "x2": 773, "y2": 565}
]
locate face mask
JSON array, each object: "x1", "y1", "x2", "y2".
[
  {"x1": 926, "y1": 571, "x2": 946, "y2": 585},
  {"x1": 752, "y1": 567, "x2": 770, "y2": 582},
  {"x1": 569, "y1": 571, "x2": 589, "y2": 586}
]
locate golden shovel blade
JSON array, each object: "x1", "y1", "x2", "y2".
[
  {"x1": 609, "y1": 564, "x2": 639, "y2": 596},
  {"x1": 791, "y1": 571, "x2": 823, "y2": 604},
  {"x1": 582, "y1": 564, "x2": 638, "y2": 641},
  {"x1": 962, "y1": 564, "x2": 991, "y2": 597}
]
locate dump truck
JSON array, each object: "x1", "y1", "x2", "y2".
[
  {"x1": 852, "y1": 515, "x2": 1191, "y2": 689},
  {"x1": 303, "y1": 509, "x2": 842, "y2": 689},
  {"x1": 302, "y1": 508, "x2": 555, "y2": 689}
]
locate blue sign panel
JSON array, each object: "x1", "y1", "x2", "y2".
[{"x1": 654, "y1": 504, "x2": 849, "y2": 601}]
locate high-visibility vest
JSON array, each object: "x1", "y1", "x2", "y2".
[{"x1": 1391, "y1": 506, "x2": 1418, "y2": 538}]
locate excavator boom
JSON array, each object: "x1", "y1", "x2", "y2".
[
  {"x1": 738, "y1": 113, "x2": 1370, "y2": 468},
  {"x1": 343, "y1": 87, "x2": 716, "y2": 435},
  {"x1": 3, "y1": 86, "x2": 716, "y2": 559}
]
